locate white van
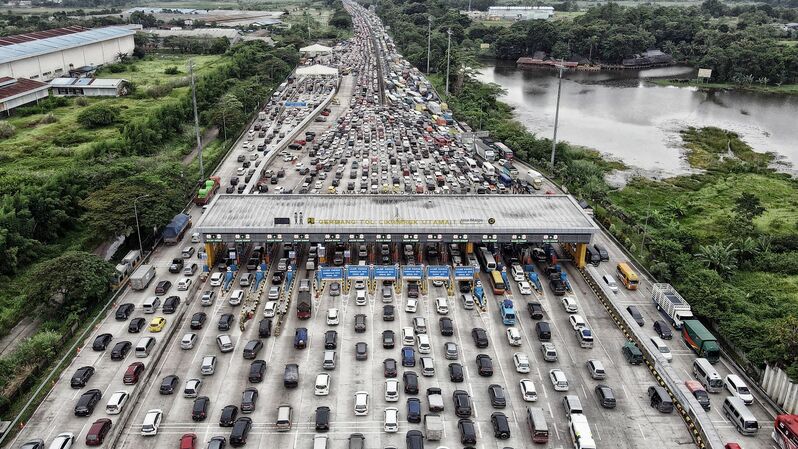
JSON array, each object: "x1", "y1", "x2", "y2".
[
  {"x1": 693, "y1": 358, "x2": 723, "y2": 393},
  {"x1": 416, "y1": 334, "x2": 431, "y2": 354},
  {"x1": 143, "y1": 296, "x2": 160, "y2": 314},
  {"x1": 722, "y1": 396, "x2": 758, "y2": 435},
  {"x1": 649, "y1": 336, "x2": 672, "y2": 362},
  {"x1": 461, "y1": 293, "x2": 475, "y2": 310},
  {"x1": 200, "y1": 355, "x2": 216, "y2": 375},
  {"x1": 435, "y1": 297, "x2": 448, "y2": 315},
  {"x1": 420, "y1": 357, "x2": 435, "y2": 377},
  {"x1": 135, "y1": 337, "x2": 155, "y2": 357},
  {"x1": 276, "y1": 404, "x2": 293, "y2": 431},
  {"x1": 602, "y1": 274, "x2": 618, "y2": 293},
  {"x1": 725, "y1": 374, "x2": 754, "y2": 404},
  {"x1": 413, "y1": 317, "x2": 427, "y2": 334},
  {"x1": 313, "y1": 435, "x2": 328, "y2": 449},
  {"x1": 322, "y1": 350, "x2": 336, "y2": 370},
  {"x1": 402, "y1": 327, "x2": 415, "y2": 346},
  {"x1": 511, "y1": 264, "x2": 525, "y2": 282}
]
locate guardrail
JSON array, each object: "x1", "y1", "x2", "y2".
[{"x1": 580, "y1": 265, "x2": 724, "y2": 449}]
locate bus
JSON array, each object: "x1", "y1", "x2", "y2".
[
  {"x1": 490, "y1": 270, "x2": 506, "y2": 295},
  {"x1": 464, "y1": 157, "x2": 478, "y2": 169},
  {"x1": 494, "y1": 142, "x2": 514, "y2": 160},
  {"x1": 476, "y1": 247, "x2": 497, "y2": 272},
  {"x1": 773, "y1": 414, "x2": 798, "y2": 449},
  {"x1": 616, "y1": 262, "x2": 639, "y2": 290}
]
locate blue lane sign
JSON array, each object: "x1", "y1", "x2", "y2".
[
  {"x1": 402, "y1": 266, "x2": 423, "y2": 279},
  {"x1": 427, "y1": 266, "x2": 450, "y2": 279},
  {"x1": 454, "y1": 266, "x2": 475, "y2": 280},
  {"x1": 346, "y1": 265, "x2": 370, "y2": 279},
  {"x1": 374, "y1": 266, "x2": 397, "y2": 279},
  {"x1": 285, "y1": 101, "x2": 307, "y2": 107},
  {"x1": 320, "y1": 267, "x2": 343, "y2": 280}
]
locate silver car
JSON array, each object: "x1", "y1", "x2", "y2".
[{"x1": 444, "y1": 342, "x2": 458, "y2": 360}]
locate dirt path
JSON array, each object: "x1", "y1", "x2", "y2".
[
  {"x1": 182, "y1": 127, "x2": 219, "y2": 165},
  {"x1": 0, "y1": 317, "x2": 41, "y2": 357}
]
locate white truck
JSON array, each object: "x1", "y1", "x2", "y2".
[
  {"x1": 426, "y1": 388, "x2": 444, "y2": 412},
  {"x1": 652, "y1": 283, "x2": 693, "y2": 329},
  {"x1": 424, "y1": 413, "x2": 443, "y2": 441},
  {"x1": 526, "y1": 170, "x2": 543, "y2": 190},
  {"x1": 129, "y1": 264, "x2": 156, "y2": 291},
  {"x1": 568, "y1": 413, "x2": 596, "y2": 449},
  {"x1": 475, "y1": 139, "x2": 496, "y2": 162}
]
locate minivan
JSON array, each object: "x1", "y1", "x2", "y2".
[
  {"x1": 725, "y1": 374, "x2": 754, "y2": 404},
  {"x1": 461, "y1": 293, "x2": 475, "y2": 310},
  {"x1": 694, "y1": 358, "x2": 724, "y2": 393},
  {"x1": 276, "y1": 404, "x2": 292, "y2": 431},
  {"x1": 135, "y1": 337, "x2": 155, "y2": 357},
  {"x1": 648, "y1": 386, "x2": 674, "y2": 413},
  {"x1": 602, "y1": 274, "x2": 618, "y2": 293},
  {"x1": 143, "y1": 296, "x2": 160, "y2": 314},
  {"x1": 402, "y1": 327, "x2": 415, "y2": 346},
  {"x1": 420, "y1": 357, "x2": 435, "y2": 377},
  {"x1": 535, "y1": 322, "x2": 552, "y2": 341},
  {"x1": 722, "y1": 396, "x2": 758, "y2": 435},
  {"x1": 527, "y1": 407, "x2": 549, "y2": 443},
  {"x1": 323, "y1": 350, "x2": 336, "y2": 370},
  {"x1": 595, "y1": 384, "x2": 617, "y2": 408},
  {"x1": 435, "y1": 297, "x2": 448, "y2": 314},
  {"x1": 416, "y1": 334, "x2": 431, "y2": 354},
  {"x1": 622, "y1": 341, "x2": 644, "y2": 365},
  {"x1": 201, "y1": 356, "x2": 216, "y2": 375},
  {"x1": 562, "y1": 395, "x2": 583, "y2": 417}
]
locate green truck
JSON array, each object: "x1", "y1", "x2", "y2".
[{"x1": 681, "y1": 320, "x2": 720, "y2": 363}]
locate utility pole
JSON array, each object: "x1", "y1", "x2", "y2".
[
  {"x1": 189, "y1": 60, "x2": 203, "y2": 180},
  {"x1": 426, "y1": 16, "x2": 432, "y2": 75},
  {"x1": 445, "y1": 28, "x2": 452, "y2": 96},
  {"x1": 550, "y1": 64, "x2": 564, "y2": 168},
  {"x1": 133, "y1": 194, "x2": 149, "y2": 256},
  {"x1": 468, "y1": 0, "x2": 472, "y2": 12}
]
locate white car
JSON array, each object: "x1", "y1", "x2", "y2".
[
  {"x1": 184, "y1": 378, "x2": 202, "y2": 398},
  {"x1": 384, "y1": 407, "x2": 399, "y2": 433},
  {"x1": 519, "y1": 379, "x2": 538, "y2": 402},
  {"x1": 191, "y1": 232, "x2": 200, "y2": 243},
  {"x1": 512, "y1": 352, "x2": 531, "y2": 373},
  {"x1": 356, "y1": 289, "x2": 367, "y2": 305},
  {"x1": 506, "y1": 327, "x2": 522, "y2": 346},
  {"x1": 315, "y1": 373, "x2": 331, "y2": 396},
  {"x1": 229, "y1": 289, "x2": 244, "y2": 306},
  {"x1": 518, "y1": 281, "x2": 533, "y2": 295},
  {"x1": 431, "y1": 279, "x2": 444, "y2": 287},
  {"x1": 177, "y1": 277, "x2": 192, "y2": 291},
  {"x1": 180, "y1": 332, "x2": 197, "y2": 350},
  {"x1": 268, "y1": 286, "x2": 280, "y2": 300},
  {"x1": 209, "y1": 272, "x2": 223, "y2": 287},
  {"x1": 327, "y1": 308, "x2": 340, "y2": 325},
  {"x1": 354, "y1": 391, "x2": 369, "y2": 416},
  {"x1": 649, "y1": 336, "x2": 673, "y2": 362},
  {"x1": 48, "y1": 433, "x2": 74, "y2": 449},
  {"x1": 549, "y1": 369, "x2": 569, "y2": 392},
  {"x1": 141, "y1": 409, "x2": 163, "y2": 436},
  {"x1": 263, "y1": 301, "x2": 277, "y2": 317},
  {"x1": 354, "y1": 279, "x2": 366, "y2": 290},
  {"x1": 385, "y1": 379, "x2": 399, "y2": 402},
  {"x1": 569, "y1": 314, "x2": 586, "y2": 330},
  {"x1": 561, "y1": 296, "x2": 578, "y2": 313},
  {"x1": 405, "y1": 298, "x2": 418, "y2": 313},
  {"x1": 105, "y1": 390, "x2": 129, "y2": 415}
]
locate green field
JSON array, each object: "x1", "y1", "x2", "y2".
[{"x1": 652, "y1": 79, "x2": 798, "y2": 95}]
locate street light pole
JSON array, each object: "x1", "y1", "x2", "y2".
[
  {"x1": 426, "y1": 17, "x2": 432, "y2": 75},
  {"x1": 189, "y1": 59, "x2": 203, "y2": 180},
  {"x1": 550, "y1": 64, "x2": 565, "y2": 168},
  {"x1": 445, "y1": 28, "x2": 452, "y2": 96},
  {"x1": 133, "y1": 194, "x2": 149, "y2": 256}
]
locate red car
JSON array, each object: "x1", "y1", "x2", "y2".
[
  {"x1": 180, "y1": 433, "x2": 196, "y2": 449},
  {"x1": 122, "y1": 362, "x2": 144, "y2": 385},
  {"x1": 86, "y1": 418, "x2": 112, "y2": 446},
  {"x1": 724, "y1": 445, "x2": 742, "y2": 449}
]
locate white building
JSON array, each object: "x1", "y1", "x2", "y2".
[
  {"x1": 0, "y1": 76, "x2": 49, "y2": 114},
  {"x1": 299, "y1": 43, "x2": 333, "y2": 58},
  {"x1": 50, "y1": 77, "x2": 131, "y2": 97},
  {"x1": 0, "y1": 26, "x2": 135, "y2": 81},
  {"x1": 487, "y1": 6, "x2": 555, "y2": 21}
]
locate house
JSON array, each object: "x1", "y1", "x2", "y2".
[
  {"x1": 0, "y1": 76, "x2": 50, "y2": 114},
  {"x1": 50, "y1": 77, "x2": 131, "y2": 97}
]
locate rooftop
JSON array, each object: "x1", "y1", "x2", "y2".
[
  {"x1": 0, "y1": 77, "x2": 49, "y2": 102},
  {"x1": 0, "y1": 27, "x2": 134, "y2": 65},
  {"x1": 50, "y1": 77, "x2": 127, "y2": 88},
  {"x1": 145, "y1": 28, "x2": 241, "y2": 39},
  {"x1": 196, "y1": 194, "x2": 597, "y2": 242}
]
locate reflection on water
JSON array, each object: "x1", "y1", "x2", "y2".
[{"x1": 477, "y1": 62, "x2": 798, "y2": 176}]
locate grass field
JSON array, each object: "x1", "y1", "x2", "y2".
[{"x1": 652, "y1": 79, "x2": 798, "y2": 95}]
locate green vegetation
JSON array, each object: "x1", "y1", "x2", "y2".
[
  {"x1": 680, "y1": 126, "x2": 774, "y2": 170},
  {"x1": 652, "y1": 79, "x2": 798, "y2": 95}
]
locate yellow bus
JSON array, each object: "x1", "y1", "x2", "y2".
[
  {"x1": 616, "y1": 262, "x2": 639, "y2": 290},
  {"x1": 490, "y1": 270, "x2": 506, "y2": 295}
]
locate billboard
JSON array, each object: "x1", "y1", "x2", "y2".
[
  {"x1": 402, "y1": 265, "x2": 423, "y2": 280},
  {"x1": 319, "y1": 267, "x2": 343, "y2": 280},
  {"x1": 346, "y1": 265, "x2": 370, "y2": 279},
  {"x1": 697, "y1": 68, "x2": 712, "y2": 79},
  {"x1": 374, "y1": 266, "x2": 397, "y2": 279},
  {"x1": 427, "y1": 266, "x2": 451, "y2": 280},
  {"x1": 454, "y1": 266, "x2": 475, "y2": 280}
]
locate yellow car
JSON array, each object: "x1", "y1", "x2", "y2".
[{"x1": 148, "y1": 317, "x2": 166, "y2": 332}]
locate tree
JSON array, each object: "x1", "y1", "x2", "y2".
[
  {"x1": 129, "y1": 11, "x2": 157, "y2": 28},
  {"x1": 734, "y1": 192, "x2": 766, "y2": 219},
  {"x1": 695, "y1": 242, "x2": 738, "y2": 278},
  {"x1": 27, "y1": 251, "x2": 114, "y2": 316},
  {"x1": 551, "y1": 41, "x2": 570, "y2": 59},
  {"x1": 77, "y1": 104, "x2": 119, "y2": 128},
  {"x1": 209, "y1": 94, "x2": 245, "y2": 141}
]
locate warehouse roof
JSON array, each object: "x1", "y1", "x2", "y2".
[
  {"x1": 300, "y1": 43, "x2": 332, "y2": 53},
  {"x1": 196, "y1": 194, "x2": 597, "y2": 242},
  {"x1": 0, "y1": 26, "x2": 89, "y2": 46},
  {"x1": 0, "y1": 77, "x2": 49, "y2": 101},
  {"x1": 50, "y1": 77, "x2": 127, "y2": 88},
  {"x1": 0, "y1": 27, "x2": 134, "y2": 64}
]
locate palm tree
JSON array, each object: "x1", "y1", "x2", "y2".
[{"x1": 695, "y1": 242, "x2": 738, "y2": 278}]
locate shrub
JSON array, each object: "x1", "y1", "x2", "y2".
[
  {"x1": 39, "y1": 113, "x2": 58, "y2": 124},
  {"x1": 0, "y1": 121, "x2": 15, "y2": 139},
  {"x1": 147, "y1": 84, "x2": 173, "y2": 98},
  {"x1": 77, "y1": 104, "x2": 119, "y2": 128},
  {"x1": 75, "y1": 97, "x2": 89, "y2": 106},
  {"x1": 164, "y1": 66, "x2": 180, "y2": 75}
]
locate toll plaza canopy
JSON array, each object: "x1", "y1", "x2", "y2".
[{"x1": 196, "y1": 194, "x2": 598, "y2": 245}]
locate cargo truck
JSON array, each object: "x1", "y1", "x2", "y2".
[
  {"x1": 652, "y1": 283, "x2": 694, "y2": 329},
  {"x1": 163, "y1": 213, "x2": 192, "y2": 245},
  {"x1": 682, "y1": 320, "x2": 720, "y2": 363},
  {"x1": 424, "y1": 414, "x2": 443, "y2": 441},
  {"x1": 498, "y1": 173, "x2": 513, "y2": 187},
  {"x1": 568, "y1": 413, "x2": 596, "y2": 449},
  {"x1": 475, "y1": 140, "x2": 496, "y2": 162},
  {"x1": 297, "y1": 291, "x2": 312, "y2": 319},
  {"x1": 526, "y1": 170, "x2": 543, "y2": 190},
  {"x1": 130, "y1": 264, "x2": 156, "y2": 290},
  {"x1": 426, "y1": 388, "x2": 444, "y2": 412},
  {"x1": 194, "y1": 176, "x2": 220, "y2": 206}
]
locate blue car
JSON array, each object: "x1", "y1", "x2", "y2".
[
  {"x1": 407, "y1": 397, "x2": 421, "y2": 423},
  {"x1": 401, "y1": 346, "x2": 415, "y2": 367}
]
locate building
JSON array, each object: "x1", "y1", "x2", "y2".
[
  {"x1": 0, "y1": 26, "x2": 135, "y2": 81},
  {"x1": 296, "y1": 64, "x2": 338, "y2": 77},
  {"x1": 50, "y1": 77, "x2": 131, "y2": 97},
  {"x1": 299, "y1": 43, "x2": 333, "y2": 58},
  {"x1": 0, "y1": 76, "x2": 49, "y2": 114},
  {"x1": 622, "y1": 49, "x2": 673, "y2": 68},
  {"x1": 488, "y1": 6, "x2": 554, "y2": 21}
]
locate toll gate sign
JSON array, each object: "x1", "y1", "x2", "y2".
[
  {"x1": 319, "y1": 267, "x2": 344, "y2": 280},
  {"x1": 454, "y1": 266, "x2": 475, "y2": 280},
  {"x1": 427, "y1": 266, "x2": 450, "y2": 280},
  {"x1": 402, "y1": 266, "x2": 423, "y2": 280},
  {"x1": 374, "y1": 266, "x2": 397, "y2": 279},
  {"x1": 346, "y1": 265, "x2": 370, "y2": 279}
]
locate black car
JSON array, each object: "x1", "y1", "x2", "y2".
[
  {"x1": 18, "y1": 441, "x2": 45, "y2": 449},
  {"x1": 115, "y1": 303, "x2": 134, "y2": 321},
  {"x1": 382, "y1": 305, "x2": 395, "y2": 321},
  {"x1": 439, "y1": 317, "x2": 454, "y2": 336},
  {"x1": 74, "y1": 389, "x2": 102, "y2": 416},
  {"x1": 627, "y1": 305, "x2": 645, "y2": 327},
  {"x1": 528, "y1": 302, "x2": 544, "y2": 320},
  {"x1": 243, "y1": 340, "x2": 263, "y2": 359},
  {"x1": 315, "y1": 406, "x2": 330, "y2": 431},
  {"x1": 272, "y1": 272, "x2": 284, "y2": 284},
  {"x1": 229, "y1": 417, "x2": 252, "y2": 447},
  {"x1": 163, "y1": 296, "x2": 180, "y2": 314},
  {"x1": 471, "y1": 328, "x2": 489, "y2": 348},
  {"x1": 190, "y1": 312, "x2": 207, "y2": 330},
  {"x1": 208, "y1": 436, "x2": 226, "y2": 449},
  {"x1": 92, "y1": 334, "x2": 113, "y2": 351},
  {"x1": 355, "y1": 342, "x2": 368, "y2": 360},
  {"x1": 110, "y1": 341, "x2": 132, "y2": 361},
  {"x1": 220, "y1": 405, "x2": 238, "y2": 427},
  {"x1": 128, "y1": 317, "x2": 146, "y2": 333},
  {"x1": 407, "y1": 398, "x2": 422, "y2": 423},
  {"x1": 218, "y1": 313, "x2": 234, "y2": 331},
  {"x1": 476, "y1": 354, "x2": 494, "y2": 376},
  {"x1": 382, "y1": 330, "x2": 395, "y2": 348},
  {"x1": 654, "y1": 319, "x2": 673, "y2": 339},
  {"x1": 192, "y1": 396, "x2": 210, "y2": 421},
  {"x1": 488, "y1": 384, "x2": 506, "y2": 408},
  {"x1": 258, "y1": 318, "x2": 272, "y2": 338},
  {"x1": 403, "y1": 371, "x2": 419, "y2": 394},
  {"x1": 383, "y1": 358, "x2": 398, "y2": 377},
  {"x1": 458, "y1": 418, "x2": 477, "y2": 445},
  {"x1": 240, "y1": 387, "x2": 258, "y2": 413},
  {"x1": 159, "y1": 375, "x2": 179, "y2": 395},
  {"x1": 71, "y1": 366, "x2": 95, "y2": 388},
  {"x1": 354, "y1": 314, "x2": 367, "y2": 333},
  {"x1": 249, "y1": 360, "x2": 267, "y2": 383},
  {"x1": 449, "y1": 363, "x2": 464, "y2": 382},
  {"x1": 453, "y1": 390, "x2": 472, "y2": 417},
  {"x1": 491, "y1": 412, "x2": 511, "y2": 439},
  {"x1": 324, "y1": 330, "x2": 337, "y2": 349}
]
